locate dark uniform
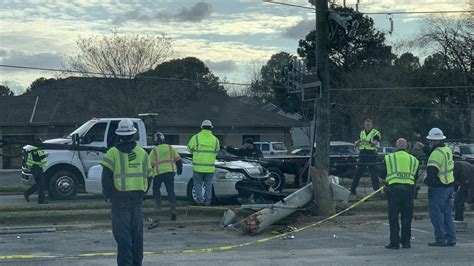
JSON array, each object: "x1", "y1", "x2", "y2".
[
  {"x1": 381, "y1": 149, "x2": 419, "y2": 249},
  {"x1": 101, "y1": 137, "x2": 150, "y2": 266},
  {"x1": 453, "y1": 161, "x2": 474, "y2": 222},
  {"x1": 351, "y1": 128, "x2": 382, "y2": 194},
  {"x1": 24, "y1": 146, "x2": 48, "y2": 204}
]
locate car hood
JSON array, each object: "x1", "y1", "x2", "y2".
[
  {"x1": 44, "y1": 138, "x2": 72, "y2": 145},
  {"x1": 216, "y1": 160, "x2": 267, "y2": 179},
  {"x1": 23, "y1": 138, "x2": 72, "y2": 152}
]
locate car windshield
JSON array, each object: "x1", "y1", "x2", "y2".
[
  {"x1": 67, "y1": 120, "x2": 97, "y2": 138},
  {"x1": 331, "y1": 145, "x2": 357, "y2": 155},
  {"x1": 459, "y1": 144, "x2": 474, "y2": 155},
  {"x1": 272, "y1": 143, "x2": 287, "y2": 150}
]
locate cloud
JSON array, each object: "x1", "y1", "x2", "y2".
[
  {"x1": 282, "y1": 19, "x2": 315, "y2": 39},
  {"x1": 205, "y1": 59, "x2": 237, "y2": 72},
  {"x1": 0, "y1": 50, "x2": 63, "y2": 70},
  {"x1": 112, "y1": 2, "x2": 212, "y2": 25}
]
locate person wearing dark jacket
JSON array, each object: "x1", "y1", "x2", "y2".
[
  {"x1": 380, "y1": 138, "x2": 420, "y2": 249},
  {"x1": 453, "y1": 160, "x2": 474, "y2": 222},
  {"x1": 100, "y1": 119, "x2": 151, "y2": 266},
  {"x1": 225, "y1": 138, "x2": 263, "y2": 159},
  {"x1": 423, "y1": 128, "x2": 456, "y2": 247}
]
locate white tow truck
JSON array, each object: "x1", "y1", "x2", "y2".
[{"x1": 21, "y1": 118, "x2": 275, "y2": 201}]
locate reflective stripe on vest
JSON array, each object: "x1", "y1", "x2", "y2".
[
  {"x1": 190, "y1": 131, "x2": 219, "y2": 173},
  {"x1": 152, "y1": 144, "x2": 176, "y2": 175},
  {"x1": 359, "y1": 129, "x2": 381, "y2": 151},
  {"x1": 26, "y1": 146, "x2": 48, "y2": 168},
  {"x1": 100, "y1": 146, "x2": 149, "y2": 192},
  {"x1": 385, "y1": 151, "x2": 418, "y2": 185},
  {"x1": 427, "y1": 147, "x2": 454, "y2": 185}
]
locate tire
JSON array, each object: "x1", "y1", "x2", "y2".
[
  {"x1": 49, "y1": 170, "x2": 79, "y2": 200},
  {"x1": 186, "y1": 179, "x2": 217, "y2": 205},
  {"x1": 266, "y1": 167, "x2": 285, "y2": 192}
]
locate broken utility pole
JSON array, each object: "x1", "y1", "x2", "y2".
[{"x1": 311, "y1": 0, "x2": 335, "y2": 216}]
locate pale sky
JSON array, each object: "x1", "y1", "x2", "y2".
[{"x1": 0, "y1": 0, "x2": 470, "y2": 94}]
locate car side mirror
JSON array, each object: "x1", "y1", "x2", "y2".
[
  {"x1": 454, "y1": 151, "x2": 461, "y2": 156},
  {"x1": 72, "y1": 133, "x2": 80, "y2": 145}
]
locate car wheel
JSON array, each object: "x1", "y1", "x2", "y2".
[
  {"x1": 266, "y1": 167, "x2": 285, "y2": 192},
  {"x1": 49, "y1": 170, "x2": 78, "y2": 200},
  {"x1": 186, "y1": 179, "x2": 217, "y2": 205}
]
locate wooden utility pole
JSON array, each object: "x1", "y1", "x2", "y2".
[{"x1": 311, "y1": 0, "x2": 335, "y2": 216}]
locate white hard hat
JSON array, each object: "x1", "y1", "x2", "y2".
[
  {"x1": 201, "y1": 120, "x2": 213, "y2": 128},
  {"x1": 115, "y1": 119, "x2": 137, "y2": 136},
  {"x1": 426, "y1": 127, "x2": 446, "y2": 140}
]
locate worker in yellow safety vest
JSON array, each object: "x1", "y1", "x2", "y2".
[
  {"x1": 23, "y1": 138, "x2": 49, "y2": 204},
  {"x1": 148, "y1": 132, "x2": 182, "y2": 227},
  {"x1": 187, "y1": 120, "x2": 220, "y2": 206},
  {"x1": 351, "y1": 118, "x2": 382, "y2": 195},
  {"x1": 423, "y1": 127, "x2": 456, "y2": 247},
  {"x1": 100, "y1": 119, "x2": 151, "y2": 266},
  {"x1": 380, "y1": 138, "x2": 419, "y2": 249}
]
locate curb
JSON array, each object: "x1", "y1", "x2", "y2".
[{"x1": 55, "y1": 219, "x2": 222, "y2": 231}]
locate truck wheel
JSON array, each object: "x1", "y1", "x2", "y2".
[
  {"x1": 186, "y1": 179, "x2": 217, "y2": 205},
  {"x1": 267, "y1": 167, "x2": 285, "y2": 192},
  {"x1": 49, "y1": 171, "x2": 78, "y2": 200}
]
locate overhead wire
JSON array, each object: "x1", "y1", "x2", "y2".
[
  {"x1": 1, "y1": 64, "x2": 472, "y2": 92},
  {"x1": 263, "y1": 0, "x2": 474, "y2": 15}
]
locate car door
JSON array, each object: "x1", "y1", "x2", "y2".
[{"x1": 79, "y1": 121, "x2": 109, "y2": 172}]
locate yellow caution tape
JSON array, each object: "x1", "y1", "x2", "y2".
[{"x1": 0, "y1": 187, "x2": 383, "y2": 260}]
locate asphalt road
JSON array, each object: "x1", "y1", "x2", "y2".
[{"x1": 0, "y1": 216, "x2": 472, "y2": 265}]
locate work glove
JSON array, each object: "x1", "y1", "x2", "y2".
[{"x1": 177, "y1": 168, "x2": 183, "y2": 176}]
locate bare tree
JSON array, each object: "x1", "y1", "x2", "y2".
[
  {"x1": 417, "y1": 15, "x2": 473, "y2": 76},
  {"x1": 66, "y1": 32, "x2": 174, "y2": 116},
  {"x1": 68, "y1": 31, "x2": 173, "y2": 78}
]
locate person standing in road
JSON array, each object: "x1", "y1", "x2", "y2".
[
  {"x1": 351, "y1": 118, "x2": 382, "y2": 195},
  {"x1": 187, "y1": 120, "x2": 220, "y2": 206},
  {"x1": 453, "y1": 160, "x2": 474, "y2": 225},
  {"x1": 100, "y1": 119, "x2": 151, "y2": 266},
  {"x1": 225, "y1": 138, "x2": 263, "y2": 159},
  {"x1": 424, "y1": 127, "x2": 456, "y2": 247},
  {"x1": 380, "y1": 138, "x2": 419, "y2": 249},
  {"x1": 23, "y1": 138, "x2": 48, "y2": 204},
  {"x1": 148, "y1": 132, "x2": 183, "y2": 226}
]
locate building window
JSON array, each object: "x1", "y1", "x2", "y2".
[{"x1": 242, "y1": 135, "x2": 260, "y2": 144}]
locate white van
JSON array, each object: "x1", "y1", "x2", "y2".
[{"x1": 254, "y1": 142, "x2": 288, "y2": 156}]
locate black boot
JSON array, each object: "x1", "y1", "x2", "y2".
[
  {"x1": 170, "y1": 204, "x2": 177, "y2": 221},
  {"x1": 23, "y1": 191, "x2": 30, "y2": 202},
  {"x1": 385, "y1": 243, "x2": 400, "y2": 249}
]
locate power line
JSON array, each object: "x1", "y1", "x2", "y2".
[
  {"x1": 1, "y1": 64, "x2": 472, "y2": 92},
  {"x1": 336, "y1": 103, "x2": 471, "y2": 110},
  {"x1": 332, "y1": 86, "x2": 474, "y2": 91},
  {"x1": 263, "y1": 0, "x2": 474, "y2": 15},
  {"x1": 0, "y1": 64, "x2": 252, "y2": 87}
]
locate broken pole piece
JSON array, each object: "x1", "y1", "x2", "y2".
[{"x1": 241, "y1": 183, "x2": 313, "y2": 235}]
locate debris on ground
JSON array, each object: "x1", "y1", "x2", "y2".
[
  {"x1": 240, "y1": 183, "x2": 313, "y2": 235},
  {"x1": 220, "y1": 208, "x2": 238, "y2": 228}
]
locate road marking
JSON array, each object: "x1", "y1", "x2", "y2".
[{"x1": 0, "y1": 188, "x2": 384, "y2": 260}]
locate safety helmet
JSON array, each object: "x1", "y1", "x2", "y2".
[
  {"x1": 426, "y1": 127, "x2": 446, "y2": 140},
  {"x1": 154, "y1": 131, "x2": 165, "y2": 144},
  {"x1": 115, "y1": 119, "x2": 137, "y2": 136},
  {"x1": 201, "y1": 120, "x2": 213, "y2": 129}
]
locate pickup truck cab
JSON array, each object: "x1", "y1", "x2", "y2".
[{"x1": 21, "y1": 118, "x2": 147, "y2": 199}]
